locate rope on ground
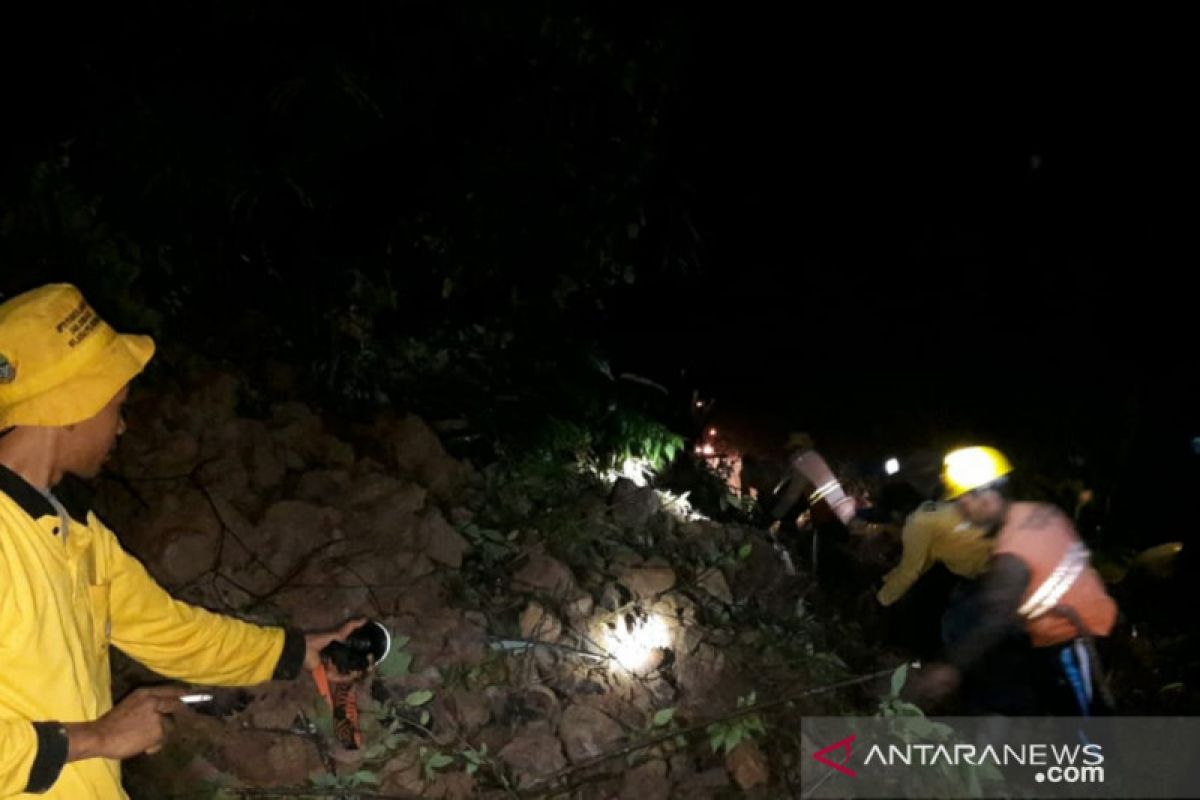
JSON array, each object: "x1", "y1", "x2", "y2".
[{"x1": 521, "y1": 663, "x2": 916, "y2": 797}]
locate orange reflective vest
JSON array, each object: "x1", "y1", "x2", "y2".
[{"x1": 993, "y1": 502, "x2": 1117, "y2": 647}]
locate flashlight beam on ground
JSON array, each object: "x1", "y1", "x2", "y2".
[{"x1": 604, "y1": 613, "x2": 671, "y2": 673}]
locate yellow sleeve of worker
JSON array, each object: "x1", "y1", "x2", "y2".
[
  {"x1": 876, "y1": 513, "x2": 936, "y2": 606},
  {"x1": 97, "y1": 523, "x2": 304, "y2": 686},
  {"x1": 0, "y1": 721, "x2": 37, "y2": 797}
]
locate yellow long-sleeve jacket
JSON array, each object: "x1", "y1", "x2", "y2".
[
  {"x1": 876, "y1": 501, "x2": 993, "y2": 606},
  {"x1": 0, "y1": 465, "x2": 305, "y2": 798}
]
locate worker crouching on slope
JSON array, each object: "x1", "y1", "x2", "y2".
[
  {"x1": 913, "y1": 446, "x2": 1117, "y2": 715},
  {"x1": 874, "y1": 497, "x2": 994, "y2": 655}
]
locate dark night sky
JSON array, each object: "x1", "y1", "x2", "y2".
[
  {"x1": 605, "y1": 23, "x2": 1197, "y2": 471},
  {"x1": 2, "y1": 7, "x2": 1196, "y2": 533}
]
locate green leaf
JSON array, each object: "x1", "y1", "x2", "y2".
[
  {"x1": 966, "y1": 762, "x2": 983, "y2": 796},
  {"x1": 979, "y1": 759, "x2": 1005, "y2": 782},
  {"x1": 891, "y1": 663, "x2": 909, "y2": 697},
  {"x1": 653, "y1": 708, "x2": 676, "y2": 727},
  {"x1": 311, "y1": 706, "x2": 334, "y2": 740},
  {"x1": 931, "y1": 721, "x2": 956, "y2": 738},
  {"x1": 467, "y1": 762, "x2": 479, "y2": 775},
  {"x1": 310, "y1": 773, "x2": 339, "y2": 788},
  {"x1": 906, "y1": 717, "x2": 936, "y2": 738},
  {"x1": 352, "y1": 770, "x2": 379, "y2": 785},
  {"x1": 708, "y1": 726, "x2": 725, "y2": 753},
  {"x1": 405, "y1": 690, "x2": 434, "y2": 707},
  {"x1": 378, "y1": 650, "x2": 413, "y2": 678},
  {"x1": 818, "y1": 652, "x2": 849, "y2": 670},
  {"x1": 724, "y1": 728, "x2": 744, "y2": 753},
  {"x1": 891, "y1": 700, "x2": 924, "y2": 716},
  {"x1": 392, "y1": 635, "x2": 412, "y2": 650},
  {"x1": 737, "y1": 543, "x2": 752, "y2": 560},
  {"x1": 420, "y1": 711, "x2": 431, "y2": 726},
  {"x1": 428, "y1": 753, "x2": 454, "y2": 770}
]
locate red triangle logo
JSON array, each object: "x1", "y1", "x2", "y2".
[{"x1": 812, "y1": 734, "x2": 857, "y2": 777}]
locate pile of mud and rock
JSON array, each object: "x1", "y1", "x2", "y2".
[{"x1": 99, "y1": 369, "x2": 890, "y2": 799}]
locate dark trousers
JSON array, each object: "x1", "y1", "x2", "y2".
[{"x1": 942, "y1": 580, "x2": 1107, "y2": 716}]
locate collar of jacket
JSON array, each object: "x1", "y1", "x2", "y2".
[{"x1": 0, "y1": 462, "x2": 94, "y2": 524}]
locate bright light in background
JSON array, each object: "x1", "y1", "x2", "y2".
[
  {"x1": 884, "y1": 458, "x2": 900, "y2": 476},
  {"x1": 580, "y1": 459, "x2": 706, "y2": 521},
  {"x1": 695, "y1": 401, "x2": 704, "y2": 408},
  {"x1": 708, "y1": 427, "x2": 717, "y2": 437},
  {"x1": 694, "y1": 443, "x2": 715, "y2": 456},
  {"x1": 587, "y1": 457, "x2": 654, "y2": 487},
  {"x1": 617, "y1": 457, "x2": 653, "y2": 487},
  {"x1": 604, "y1": 613, "x2": 671, "y2": 673},
  {"x1": 657, "y1": 488, "x2": 700, "y2": 521}
]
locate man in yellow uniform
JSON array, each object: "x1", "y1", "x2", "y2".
[
  {"x1": 875, "y1": 501, "x2": 993, "y2": 607},
  {"x1": 0, "y1": 284, "x2": 359, "y2": 798}
]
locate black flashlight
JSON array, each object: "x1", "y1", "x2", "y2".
[{"x1": 320, "y1": 620, "x2": 392, "y2": 675}]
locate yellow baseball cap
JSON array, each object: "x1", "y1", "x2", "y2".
[{"x1": 0, "y1": 284, "x2": 155, "y2": 428}]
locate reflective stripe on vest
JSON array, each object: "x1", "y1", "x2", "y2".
[
  {"x1": 808, "y1": 479, "x2": 855, "y2": 522},
  {"x1": 808, "y1": 479, "x2": 842, "y2": 504},
  {"x1": 1017, "y1": 541, "x2": 1090, "y2": 620}
]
